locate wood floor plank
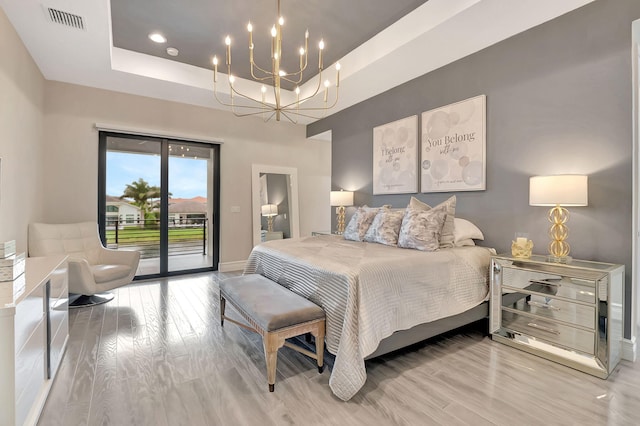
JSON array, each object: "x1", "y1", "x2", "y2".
[
  {"x1": 162, "y1": 378, "x2": 221, "y2": 426},
  {"x1": 38, "y1": 272, "x2": 640, "y2": 426},
  {"x1": 67, "y1": 304, "x2": 106, "y2": 405},
  {"x1": 59, "y1": 401, "x2": 90, "y2": 426},
  {"x1": 202, "y1": 366, "x2": 277, "y2": 426},
  {"x1": 124, "y1": 376, "x2": 169, "y2": 426},
  {"x1": 115, "y1": 286, "x2": 138, "y2": 381},
  {"x1": 87, "y1": 300, "x2": 120, "y2": 426}
]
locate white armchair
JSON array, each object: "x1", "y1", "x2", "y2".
[{"x1": 28, "y1": 222, "x2": 140, "y2": 307}]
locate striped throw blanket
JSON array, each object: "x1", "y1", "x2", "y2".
[{"x1": 244, "y1": 235, "x2": 492, "y2": 401}]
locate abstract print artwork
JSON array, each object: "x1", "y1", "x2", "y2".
[
  {"x1": 372, "y1": 115, "x2": 418, "y2": 195},
  {"x1": 421, "y1": 95, "x2": 486, "y2": 193}
]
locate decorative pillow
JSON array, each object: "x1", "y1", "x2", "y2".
[
  {"x1": 397, "y1": 208, "x2": 447, "y2": 251},
  {"x1": 408, "y1": 195, "x2": 456, "y2": 248},
  {"x1": 453, "y1": 218, "x2": 484, "y2": 242},
  {"x1": 343, "y1": 206, "x2": 380, "y2": 241},
  {"x1": 363, "y1": 208, "x2": 405, "y2": 246},
  {"x1": 454, "y1": 238, "x2": 476, "y2": 247}
]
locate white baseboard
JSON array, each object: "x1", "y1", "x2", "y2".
[
  {"x1": 622, "y1": 337, "x2": 637, "y2": 362},
  {"x1": 218, "y1": 260, "x2": 246, "y2": 272}
]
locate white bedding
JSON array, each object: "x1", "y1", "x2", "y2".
[{"x1": 244, "y1": 235, "x2": 493, "y2": 400}]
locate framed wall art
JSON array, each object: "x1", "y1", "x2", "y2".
[
  {"x1": 372, "y1": 115, "x2": 418, "y2": 195},
  {"x1": 420, "y1": 94, "x2": 486, "y2": 193}
]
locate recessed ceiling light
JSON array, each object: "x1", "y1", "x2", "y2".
[
  {"x1": 148, "y1": 33, "x2": 166, "y2": 43},
  {"x1": 166, "y1": 47, "x2": 179, "y2": 57}
]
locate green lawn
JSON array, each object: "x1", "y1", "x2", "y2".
[{"x1": 106, "y1": 227, "x2": 204, "y2": 243}]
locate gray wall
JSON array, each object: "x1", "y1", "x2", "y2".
[{"x1": 308, "y1": 0, "x2": 639, "y2": 339}]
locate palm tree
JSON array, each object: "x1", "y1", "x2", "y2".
[{"x1": 121, "y1": 178, "x2": 161, "y2": 219}]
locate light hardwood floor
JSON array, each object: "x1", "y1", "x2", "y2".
[{"x1": 38, "y1": 273, "x2": 640, "y2": 426}]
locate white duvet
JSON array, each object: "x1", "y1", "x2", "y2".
[{"x1": 244, "y1": 235, "x2": 492, "y2": 401}]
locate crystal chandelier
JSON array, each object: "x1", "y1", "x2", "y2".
[{"x1": 212, "y1": 0, "x2": 340, "y2": 123}]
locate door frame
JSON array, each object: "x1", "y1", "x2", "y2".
[
  {"x1": 98, "y1": 131, "x2": 221, "y2": 278},
  {"x1": 631, "y1": 21, "x2": 639, "y2": 361}
]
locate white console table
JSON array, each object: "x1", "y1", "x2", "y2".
[{"x1": 0, "y1": 255, "x2": 69, "y2": 426}]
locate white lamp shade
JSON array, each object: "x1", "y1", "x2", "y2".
[
  {"x1": 529, "y1": 175, "x2": 588, "y2": 206},
  {"x1": 261, "y1": 204, "x2": 278, "y2": 216},
  {"x1": 330, "y1": 190, "x2": 354, "y2": 207}
]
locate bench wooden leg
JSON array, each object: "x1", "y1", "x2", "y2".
[
  {"x1": 263, "y1": 332, "x2": 285, "y2": 392},
  {"x1": 220, "y1": 296, "x2": 226, "y2": 326},
  {"x1": 311, "y1": 322, "x2": 325, "y2": 374}
]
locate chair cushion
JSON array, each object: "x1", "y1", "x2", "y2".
[
  {"x1": 220, "y1": 274, "x2": 325, "y2": 332},
  {"x1": 29, "y1": 222, "x2": 104, "y2": 265},
  {"x1": 91, "y1": 264, "x2": 132, "y2": 284}
]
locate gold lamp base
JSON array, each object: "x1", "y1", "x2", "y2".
[
  {"x1": 335, "y1": 206, "x2": 346, "y2": 235},
  {"x1": 547, "y1": 254, "x2": 572, "y2": 264},
  {"x1": 547, "y1": 205, "x2": 571, "y2": 263},
  {"x1": 267, "y1": 216, "x2": 274, "y2": 232}
]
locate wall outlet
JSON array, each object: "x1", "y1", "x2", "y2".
[{"x1": 230, "y1": 206, "x2": 241, "y2": 213}]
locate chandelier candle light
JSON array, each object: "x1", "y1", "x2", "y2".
[
  {"x1": 212, "y1": 0, "x2": 341, "y2": 123},
  {"x1": 529, "y1": 175, "x2": 588, "y2": 263},
  {"x1": 330, "y1": 190, "x2": 354, "y2": 235}
]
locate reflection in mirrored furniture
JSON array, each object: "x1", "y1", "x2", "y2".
[
  {"x1": 490, "y1": 254, "x2": 624, "y2": 379},
  {"x1": 251, "y1": 165, "x2": 300, "y2": 247}
]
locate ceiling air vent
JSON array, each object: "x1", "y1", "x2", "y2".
[{"x1": 45, "y1": 7, "x2": 85, "y2": 30}]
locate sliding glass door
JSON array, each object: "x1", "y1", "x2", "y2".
[{"x1": 98, "y1": 132, "x2": 220, "y2": 278}]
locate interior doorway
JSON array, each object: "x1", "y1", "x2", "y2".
[{"x1": 98, "y1": 132, "x2": 220, "y2": 278}]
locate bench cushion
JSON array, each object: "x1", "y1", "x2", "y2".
[{"x1": 220, "y1": 274, "x2": 325, "y2": 331}]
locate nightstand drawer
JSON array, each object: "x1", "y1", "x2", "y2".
[
  {"x1": 502, "y1": 310, "x2": 594, "y2": 354},
  {"x1": 502, "y1": 268, "x2": 597, "y2": 304},
  {"x1": 502, "y1": 293, "x2": 596, "y2": 329}
]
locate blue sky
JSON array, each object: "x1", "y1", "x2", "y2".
[{"x1": 107, "y1": 152, "x2": 208, "y2": 199}]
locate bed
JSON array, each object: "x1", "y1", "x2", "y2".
[{"x1": 244, "y1": 234, "x2": 494, "y2": 401}]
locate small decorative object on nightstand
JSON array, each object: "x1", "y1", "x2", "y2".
[
  {"x1": 511, "y1": 232, "x2": 533, "y2": 258},
  {"x1": 489, "y1": 254, "x2": 623, "y2": 379}
]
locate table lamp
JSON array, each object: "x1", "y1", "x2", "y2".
[
  {"x1": 330, "y1": 190, "x2": 354, "y2": 235},
  {"x1": 529, "y1": 175, "x2": 588, "y2": 263},
  {"x1": 261, "y1": 204, "x2": 278, "y2": 232}
]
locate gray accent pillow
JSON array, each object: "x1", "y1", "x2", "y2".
[
  {"x1": 408, "y1": 195, "x2": 456, "y2": 248},
  {"x1": 343, "y1": 206, "x2": 380, "y2": 241},
  {"x1": 397, "y1": 208, "x2": 447, "y2": 251},
  {"x1": 363, "y1": 208, "x2": 405, "y2": 246}
]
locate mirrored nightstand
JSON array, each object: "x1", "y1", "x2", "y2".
[{"x1": 490, "y1": 254, "x2": 624, "y2": 379}]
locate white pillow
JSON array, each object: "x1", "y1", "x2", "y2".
[
  {"x1": 453, "y1": 218, "x2": 484, "y2": 243},
  {"x1": 455, "y1": 238, "x2": 476, "y2": 247}
]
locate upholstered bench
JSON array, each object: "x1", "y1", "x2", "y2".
[{"x1": 219, "y1": 274, "x2": 326, "y2": 392}]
